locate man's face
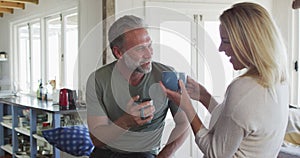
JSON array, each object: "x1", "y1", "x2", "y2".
[{"x1": 121, "y1": 28, "x2": 153, "y2": 74}]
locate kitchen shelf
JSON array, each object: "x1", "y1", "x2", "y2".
[
  {"x1": 33, "y1": 133, "x2": 47, "y2": 142},
  {"x1": 15, "y1": 154, "x2": 30, "y2": 158},
  {"x1": 0, "y1": 122, "x2": 12, "y2": 129},
  {"x1": 0, "y1": 95, "x2": 86, "y2": 158},
  {"x1": 1, "y1": 144, "x2": 13, "y2": 155},
  {"x1": 15, "y1": 127, "x2": 30, "y2": 136}
]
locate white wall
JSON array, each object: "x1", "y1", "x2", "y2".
[
  {"x1": 78, "y1": 0, "x2": 102, "y2": 101},
  {"x1": 116, "y1": 0, "x2": 273, "y2": 15},
  {"x1": 0, "y1": 18, "x2": 10, "y2": 90}
]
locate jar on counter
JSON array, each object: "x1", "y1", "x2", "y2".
[{"x1": 42, "y1": 122, "x2": 51, "y2": 129}]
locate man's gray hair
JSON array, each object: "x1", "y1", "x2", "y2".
[{"x1": 108, "y1": 15, "x2": 148, "y2": 50}]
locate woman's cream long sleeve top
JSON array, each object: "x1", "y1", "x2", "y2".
[{"x1": 196, "y1": 77, "x2": 289, "y2": 158}]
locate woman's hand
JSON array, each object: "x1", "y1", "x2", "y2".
[
  {"x1": 160, "y1": 79, "x2": 203, "y2": 134},
  {"x1": 186, "y1": 76, "x2": 204, "y2": 101},
  {"x1": 185, "y1": 76, "x2": 216, "y2": 110},
  {"x1": 160, "y1": 80, "x2": 192, "y2": 112}
]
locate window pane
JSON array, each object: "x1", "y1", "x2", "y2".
[
  {"x1": 64, "y1": 13, "x2": 78, "y2": 89},
  {"x1": 18, "y1": 26, "x2": 30, "y2": 92},
  {"x1": 31, "y1": 22, "x2": 41, "y2": 92},
  {"x1": 46, "y1": 17, "x2": 61, "y2": 87}
]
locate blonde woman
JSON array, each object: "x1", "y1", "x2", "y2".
[{"x1": 161, "y1": 2, "x2": 289, "y2": 158}]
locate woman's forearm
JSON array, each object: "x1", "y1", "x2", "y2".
[
  {"x1": 199, "y1": 90, "x2": 219, "y2": 112},
  {"x1": 182, "y1": 103, "x2": 203, "y2": 134}
]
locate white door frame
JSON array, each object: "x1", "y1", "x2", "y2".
[{"x1": 145, "y1": 2, "x2": 232, "y2": 158}]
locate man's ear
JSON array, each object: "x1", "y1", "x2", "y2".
[{"x1": 112, "y1": 46, "x2": 123, "y2": 59}]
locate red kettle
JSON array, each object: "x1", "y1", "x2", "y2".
[{"x1": 59, "y1": 88, "x2": 75, "y2": 107}]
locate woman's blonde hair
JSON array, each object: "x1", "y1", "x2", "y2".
[{"x1": 219, "y1": 2, "x2": 288, "y2": 88}]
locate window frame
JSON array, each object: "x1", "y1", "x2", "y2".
[
  {"x1": 290, "y1": 9, "x2": 300, "y2": 105},
  {"x1": 11, "y1": 8, "x2": 78, "y2": 96},
  {"x1": 295, "y1": 9, "x2": 300, "y2": 105}
]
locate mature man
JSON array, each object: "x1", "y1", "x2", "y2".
[{"x1": 86, "y1": 15, "x2": 188, "y2": 158}]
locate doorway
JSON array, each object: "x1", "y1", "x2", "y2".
[{"x1": 145, "y1": 2, "x2": 234, "y2": 157}]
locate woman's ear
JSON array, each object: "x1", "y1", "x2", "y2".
[{"x1": 112, "y1": 46, "x2": 123, "y2": 59}]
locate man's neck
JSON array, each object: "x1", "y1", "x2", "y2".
[
  {"x1": 116, "y1": 60, "x2": 145, "y2": 86},
  {"x1": 129, "y1": 72, "x2": 144, "y2": 86}
]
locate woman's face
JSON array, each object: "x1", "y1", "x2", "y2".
[{"x1": 218, "y1": 24, "x2": 246, "y2": 70}]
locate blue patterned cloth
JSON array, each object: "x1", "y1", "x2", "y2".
[{"x1": 42, "y1": 125, "x2": 94, "y2": 156}]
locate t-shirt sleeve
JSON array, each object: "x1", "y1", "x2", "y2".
[{"x1": 86, "y1": 72, "x2": 107, "y2": 117}]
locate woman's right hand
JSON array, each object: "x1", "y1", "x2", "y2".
[
  {"x1": 186, "y1": 76, "x2": 217, "y2": 110},
  {"x1": 186, "y1": 76, "x2": 205, "y2": 101},
  {"x1": 159, "y1": 80, "x2": 192, "y2": 112},
  {"x1": 160, "y1": 79, "x2": 202, "y2": 131}
]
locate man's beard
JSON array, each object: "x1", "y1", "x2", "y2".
[{"x1": 123, "y1": 53, "x2": 152, "y2": 74}]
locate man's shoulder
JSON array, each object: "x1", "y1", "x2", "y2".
[
  {"x1": 87, "y1": 61, "x2": 116, "y2": 84},
  {"x1": 95, "y1": 61, "x2": 116, "y2": 75},
  {"x1": 152, "y1": 61, "x2": 174, "y2": 72}
]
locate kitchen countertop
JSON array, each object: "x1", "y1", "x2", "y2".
[{"x1": 0, "y1": 94, "x2": 86, "y2": 114}]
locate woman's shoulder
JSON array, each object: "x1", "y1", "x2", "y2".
[
  {"x1": 222, "y1": 77, "x2": 264, "y2": 123},
  {"x1": 228, "y1": 76, "x2": 260, "y2": 92},
  {"x1": 224, "y1": 76, "x2": 264, "y2": 108}
]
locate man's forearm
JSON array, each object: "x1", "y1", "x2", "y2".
[
  {"x1": 90, "y1": 132, "x2": 106, "y2": 148},
  {"x1": 89, "y1": 115, "x2": 131, "y2": 148},
  {"x1": 158, "y1": 125, "x2": 189, "y2": 157},
  {"x1": 158, "y1": 112, "x2": 190, "y2": 157}
]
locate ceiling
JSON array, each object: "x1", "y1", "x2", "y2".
[{"x1": 0, "y1": 0, "x2": 38, "y2": 18}]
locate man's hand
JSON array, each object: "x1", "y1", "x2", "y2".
[
  {"x1": 123, "y1": 95, "x2": 155, "y2": 128},
  {"x1": 88, "y1": 95, "x2": 156, "y2": 148}
]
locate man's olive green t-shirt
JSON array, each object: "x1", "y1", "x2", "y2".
[{"x1": 86, "y1": 61, "x2": 180, "y2": 153}]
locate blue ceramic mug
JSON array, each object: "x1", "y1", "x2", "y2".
[{"x1": 162, "y1": 71, "x2": 186, "y2": 91}]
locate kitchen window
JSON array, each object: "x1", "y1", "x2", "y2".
[{"x1": 12, "y1": 9, "x2": 78, "y2": 95}]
